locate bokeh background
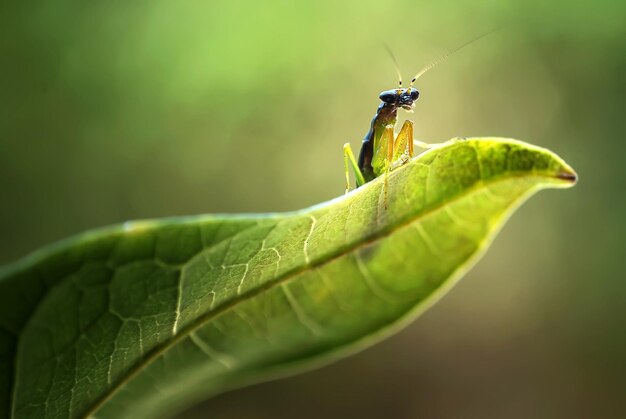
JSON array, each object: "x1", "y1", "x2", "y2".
[{"x1": 1, "y1": 0, "x2": 624, "y2": 418}]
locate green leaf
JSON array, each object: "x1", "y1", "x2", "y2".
[{"x1": 0, "y1": 138, "x2": 576, "y2": 419}]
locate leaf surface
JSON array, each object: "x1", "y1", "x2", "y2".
[{"x1": 0, "y1": 138, "x2": 577, "y2": 419}]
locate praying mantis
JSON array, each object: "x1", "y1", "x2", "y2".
[{"x1": 343, "y1": 31, "x2": 495, "y2": 193}]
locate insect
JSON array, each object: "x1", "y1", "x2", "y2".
[{"x1": 343, "y1": 32, "x2": 495, "y2": 194}]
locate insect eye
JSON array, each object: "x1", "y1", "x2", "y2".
[
  {"x1": 379, "y1": 92, "x2": 397, "y2": 103},
  {"x1": 411, "y1": 90, "x2": 420, "y2": 100}
]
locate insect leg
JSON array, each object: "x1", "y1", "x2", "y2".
[
  {"x1": 383, "y1": 126, "x2": 394, "y2": 209},
  {"x1": 368, "y1": 125, "x2": 394, "y2": 207},
  {"x1": 392, "y1": 120, "x2": 414, "y2": 168},
  {"x1": 413, "y1": 139, "x2": 445, "y2": 149},
  {"x1": 371, "y1": 125, "x2": 395, "y2": 176},
  {"x1": 414, "y1": 136, "x2": 468, "y2": 149},
  {"x1": 344, "y1": 143, "x2": 366, "y2": 192}
]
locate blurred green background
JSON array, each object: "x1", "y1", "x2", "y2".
[{"x1": 1, "y1": 0, "x2": 624, "y2": 418}]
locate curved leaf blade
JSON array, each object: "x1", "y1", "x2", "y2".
[{"x1": 0, "y1": 138, "x2": 576, "y2": 419}]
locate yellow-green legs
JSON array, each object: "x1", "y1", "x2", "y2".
[
  {"x1": 344, "y1": 120, "x2": 429, "y2": 209},
  {"x1": 343, "y1": 143, "x2": 366, "y2": 193}
]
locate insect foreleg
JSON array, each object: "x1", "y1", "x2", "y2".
[
  {"x1": 383, "y1": 127, "x2": 395, "y2": 209},
  {"x1": 391, "y1": 120, "x2": 414, "y2": 169},
  {"x1": 371, "y1": 125, "x2": 394, "y2": 176}
]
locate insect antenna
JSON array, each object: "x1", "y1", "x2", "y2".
[
  {"x1": 384, "y1": 44, "x2": 404, "y2": 90},
  {"x1": 409, "y1": 29, "x2": 499, "y2": 87}
]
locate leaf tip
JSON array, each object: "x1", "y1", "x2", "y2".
[{"x1": 555, "y1": 168, "x2": 578, "y2": 184}]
